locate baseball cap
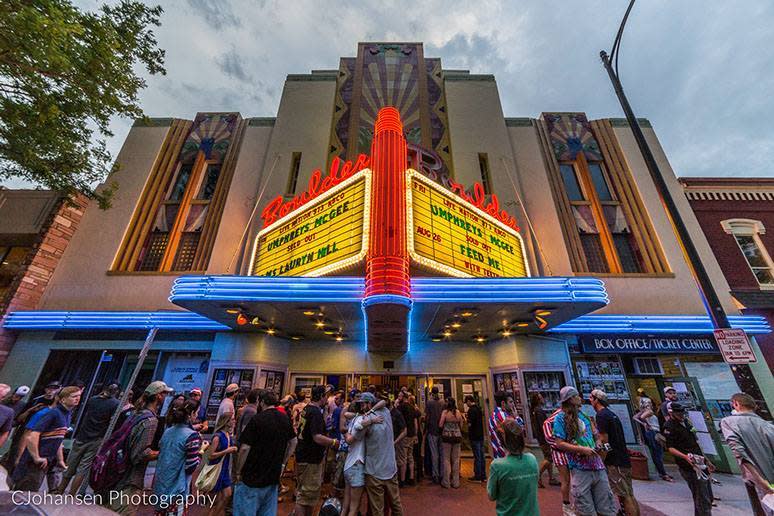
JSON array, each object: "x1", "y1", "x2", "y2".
[
  {"x1": 144, "y1": 381, "x2": 173, "y2": 396},
  {"x1": 559, "y1": 386, "x2": 580, "y2": 403},
  {"x1": 15, "y1": 386, "x2": 30, "y2": 396},
  {"x1": 46, "y1": 380, "x2": 62, "y2": 389},
  {"x1": 225, "y1": 383, "x2": 240, "y2": 394},
  {"x1": 668, "y1": 402, "x2": 686, "y2": 413},
  {"x1": 190, "y1": 388, "x2": 203, "y2": 396},
  {"x1": 663, "y1": 386, "x2": 676, "y2": 394},
  {"x1": 590, "y1": 389, "x2": 608, "y2": 402},
  {"x1": 358, "y1": 392, "x2": 378, "y2": 404}
]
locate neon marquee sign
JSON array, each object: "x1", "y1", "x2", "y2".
[
  {"x1": 261, "y1": 154, "x2": 370, "y2": 227},
  {"x1": 260, "y1": 147, "x2": 519, "y2": 233}
]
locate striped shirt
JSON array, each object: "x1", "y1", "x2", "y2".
[
  {"x1": 488, "y1": 407, "x2": 524, "y2": 459},
  {"x1": 542, "y1": 408, "x2": 569, "y2": 467}
]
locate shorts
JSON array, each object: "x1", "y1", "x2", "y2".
[
  {"x1": 570, "y1": 469, "x2": 617, "y2": 516},
  {"x1": 552, "y1": 448, "x2": 569, "y2": 467},
  {"x1": 395, "y1": 439, "x2": 408, "y2": 467},
  {"x1": 539, "y1": 443, "x2": 553, "y2": 463},
  {"x1": 607, "y1": 466, "x2": 634, "y2": 497},
  {"x1": 344, "y1": 462, "x2": 365, "y2": 488},
  {"x1": 295, "y1": 462, "x2": 323, "y2": 507}
]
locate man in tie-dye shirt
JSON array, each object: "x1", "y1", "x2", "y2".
[{"x1": 553, "y1": 386, "x2": 616, "y2": 516}]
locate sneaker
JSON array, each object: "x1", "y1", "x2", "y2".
[
  {"x1": 660, "y1": 474, "x2": 675, "y2": 482},
  {"x1": 562, "y1": 503, "x2": 576, "y2": 516}
]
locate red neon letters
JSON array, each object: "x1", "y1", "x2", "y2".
[
  {"x1": 261, "y1": 153, "x2": 370, "y2": 228},
  {"x1": 447, "y1": 181, "x2": 519, "y2": 232}
]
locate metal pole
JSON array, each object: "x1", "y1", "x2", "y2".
[
  {"x1": 599, "y1": 6, "x2": 770, "y2": 421},
  {"x1": 99, "y1": 327, "x2": 159, "y2": 449}
]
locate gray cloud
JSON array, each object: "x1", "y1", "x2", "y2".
[
  {"x1": 215, "y1": 47, "x2": 250, "y2": 83},
  {"x1": 6, "y1": 0, "x2": 772, "y2": 190},
  {"x1": 184, "y1": 0, "x2": 240, "y2": 29}
]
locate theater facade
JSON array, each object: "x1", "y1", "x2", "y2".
[{"x1": 2, "y1": 43, "x2": 772, "y2": 471}]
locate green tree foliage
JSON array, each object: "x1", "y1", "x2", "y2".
[{"x1": 0, "y1": 0, "x2": 166, "y2": 208}]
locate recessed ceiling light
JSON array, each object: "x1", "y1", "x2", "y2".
[
  {"x1": 460, "y1": 311, "x2": 475, "y2": 318},
  {"x1": 266, "y1": 328, "x2": 276, "y2": 335},
  {"x1": 501, "y1": 330, "x2": 512, "y2": 337},
  {"x1": 335, "y1": 335, "x2": 343, "y2": 342},
  {"x1": 451, "y1": 322, "x2": 462, "y2": 328},
  {"x1": 324, "y1": 330, "x2": 336, "y2": 335},
  {"x1": 290, "y1": 335, "x2": 303, "y2": 341},
  {"x1": 225, "y1": 308, "x2": 240, "y2": 314},
  {"x1": 315, "y1": 321, "x2": 325, "y2": 328},
  {"x1": 431, "y1": 336, "x2": 443, "y2": 342},
  {"x1": 302, "y1": 310, "x2": 316, "y2": 316},
  {"x1": 250, "y1": 317, "x2": 261, "y2": 326},
  {"x1": 474, "y1": 336, "x2": 486, "y2": 343},
  {"x1": 442, "y1": 330, "x2": 452, "y2": 337},
  {"x1": 536, "y1": 310, "x2": 552, "y2": 317},
  {"x1": 517, "y1": 322, "x2": 529, "y2": 328}
]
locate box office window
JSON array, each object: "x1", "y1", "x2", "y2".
[{"x1": 538, "y1": 117, "x2": 670, "y2": 275}]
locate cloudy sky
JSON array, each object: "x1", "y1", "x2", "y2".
[{"x1": 6, "y1": 0, "x2": 773, "y2": 188}]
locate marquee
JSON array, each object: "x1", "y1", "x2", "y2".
[
  {"x1": 407, "y1": 170, "x2": 529, "y2": 278},
  {"x1": 250, "y1": 170, "x2": 371, "y2": 277}
]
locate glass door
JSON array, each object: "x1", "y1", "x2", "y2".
[
  {"x1": 454, "y1": 377, "x2": 487, "y2": 453},
  {"x1": 657, "y1": 377, "x2": 731, "y2": 472}
]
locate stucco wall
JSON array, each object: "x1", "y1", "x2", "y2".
[{"x1": 39, "y1": 125, "x2": 177, "y2": 311}]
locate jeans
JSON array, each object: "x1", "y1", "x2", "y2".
[
  {"x1": 233, "y1": 482, "x2": 278, "y2": 516},
  {"x1": 678, "y1": 468, "x2": 713, "y2": 516},
  {"x1": 471, "y1": 440, "x2": 486, "y2": 480},
  {"x1": 441, "y1": 442, "x2": 461, "y2": 488},
  {"x1": 643, "y1": 429, "x2": 667, "y2": 476},
  {"x1": 427, "y1": 434, "x2": 441, "y2": 480}
]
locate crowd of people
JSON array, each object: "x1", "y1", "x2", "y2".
[{"x1": 0, "y1": 377, "x2": 770, "y2": 516}]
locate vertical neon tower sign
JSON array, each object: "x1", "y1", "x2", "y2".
[{"x1": 363, "y1": 107, "x2": 412, "y2": 352}]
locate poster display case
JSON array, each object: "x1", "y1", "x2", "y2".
[
  {"x1": 206, "y1": 367, "x2": 255, "y2": 423},
  {"x1": 574, "y1": 358, "x2": 630, "y2": 401},
  {"x1": 523, "y1": 371, "x2": 566, "y2": 411}
]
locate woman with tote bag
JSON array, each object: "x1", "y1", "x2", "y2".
[{"x1": 196, "y1": 414, "x2": 238, "y2": 515}]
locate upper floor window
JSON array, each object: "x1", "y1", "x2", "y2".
[
  {"x1": 539, "y1": 114, "x2": 670, "y2": 276},
  {"x1": 0, "y1": 246, "x2": 30, "y2": 297},
  {"x1": 721, "y1": 219, "x2": 774, "y2": 287},
  {"x1": 112, "y1": 113, "x2": 243, "y2": 273}
]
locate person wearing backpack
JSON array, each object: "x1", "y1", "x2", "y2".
[
  {"x1": 9, "y1": 386, "x2": 81, "y2": 491},
  {"x1": 104, "y1": 380, "x2": 172, "y2": 515}
]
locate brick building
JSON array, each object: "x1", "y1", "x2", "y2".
[
  {"x1": 0, "y1": 189, "x2": 88, "y2": 366},
  {"x1": 682, "y1": 177, "x2": 774, "y2": 372}
]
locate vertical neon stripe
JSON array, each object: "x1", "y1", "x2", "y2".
[{"x1": 365, "y1": 108, "x2": 410, "y2": 299}]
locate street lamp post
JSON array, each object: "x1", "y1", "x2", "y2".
[{"x1": 600, "y1": 2, "x2": 767, "y2": 512}]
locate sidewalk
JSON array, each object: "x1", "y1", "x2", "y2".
[{"x1": 0, "y1": 460, "x2": 757, "y2": 515}]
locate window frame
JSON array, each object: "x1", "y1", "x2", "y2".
[
  {"x1": 721, "y1": 218, "x2": 774, "y2": 289},
  {"x1": 561, "y1": 153, "x2": 625, "y2": 274}
]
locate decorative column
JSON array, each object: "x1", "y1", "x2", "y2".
[{"x1": 363, "y1": 107, "x2": 412, "y2": 353}]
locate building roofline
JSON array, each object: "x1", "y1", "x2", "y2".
[{"x1": 680, "y1": 177, "x2": 774, "y2": 187}]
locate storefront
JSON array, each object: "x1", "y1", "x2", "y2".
[{"x1": 568, "y1": 333, "x2": 745, "y2": 471}]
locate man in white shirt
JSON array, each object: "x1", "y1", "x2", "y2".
[{"x1": 217, "y1": 383, "x2": 239, "y2": 422}]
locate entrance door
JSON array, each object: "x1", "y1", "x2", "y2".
[
  {"x1": 658, "y1": 377, "x2": 731, "y2": 472},
  {"x1": 453, "y1": 377, "x2": 488, "y2": 453}
]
